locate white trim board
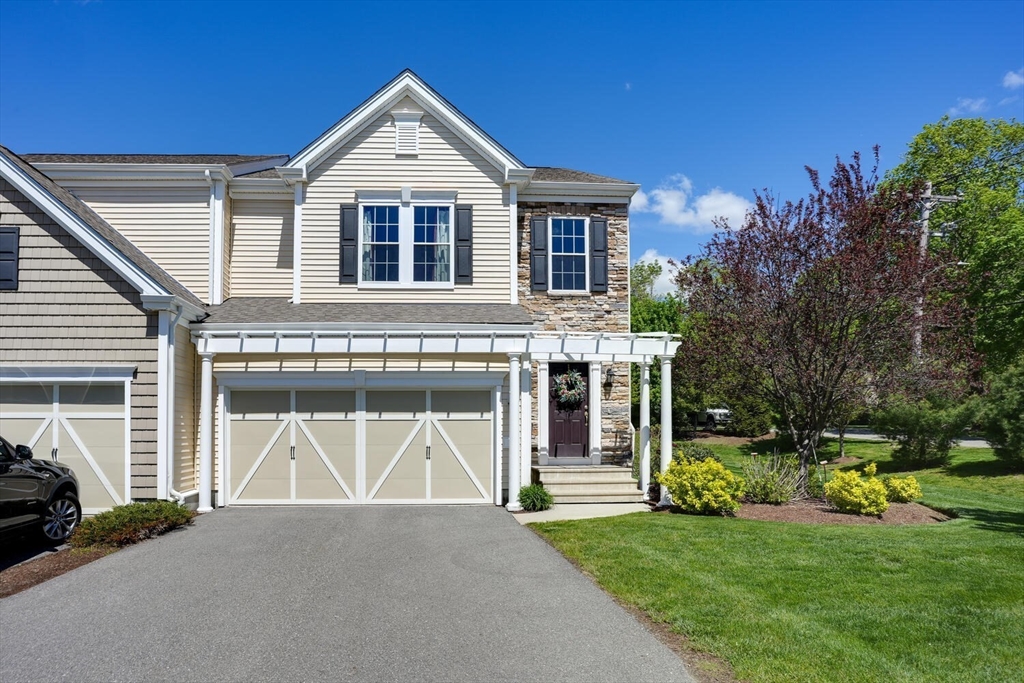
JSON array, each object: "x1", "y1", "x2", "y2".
[{"x1": 0, "y1": 365, "x2": 137, "y2": 382}]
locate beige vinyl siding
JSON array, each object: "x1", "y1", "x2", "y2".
[
  {"x1": 173, "y1": 324, "x2": 197, "y2": 492},
  {"x1": 302, "y1": 107, "x2": 510, "y2": 302},
  {"x1": 229, "y1": 198, "x2": 293, "y2": 297},
  {"x1": 60, "y1": 183, "x2": 211, "y2": 302},
  {"x1": 0, "y1": 179, "x2": 160, "y2": 498}
]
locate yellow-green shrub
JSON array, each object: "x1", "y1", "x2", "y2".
[
  {"x1": 824, "y1": 462, "x2": 889, "y2": 516},
  {"x1": 657, "y1": 456, "x2": 745, "y2": 515},
  {"x1": 883, "y1": 475, "x2": 923, "y2": 503}
]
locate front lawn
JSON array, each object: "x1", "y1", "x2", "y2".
[{"x1": 532, "y1": 441, "x2": 1024, "y2": 683}]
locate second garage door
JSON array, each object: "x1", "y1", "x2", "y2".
[{"x1": 228, "y1": 388, "x2": 492, "y2": 505}]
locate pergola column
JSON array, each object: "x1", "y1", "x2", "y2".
[
  {"x1": 639, "y1": 360, "x2": 651, "y2": 499},
  {"x1": 198, "y1": 352, "x2": 214, "y2": 513},
  {"x1": 520, "y1": 359, "x2": 532, "y2": 491},
  {"x1": 536, "y1": 361, "x2": 549, "y2": 465},
  {"x1": 659, "y1": 354, "x2": 673, "y2": 507},
  {"x1": 506, "y1": 353, "x2": 522, "y2": 511}
]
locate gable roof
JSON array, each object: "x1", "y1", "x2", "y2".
[
  {"x1": 286, "y1": 70, "x2": 527, "y2": 178},
  {"x1": 531, "y1": 167, "x2": 633, "y2": 184},
  {"x1": 0, "y1": 145, "x2": 204, "y2": 310}
]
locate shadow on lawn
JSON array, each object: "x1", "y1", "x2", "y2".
[
  {"x1": 954, "y1": 507, "x2": 1024, "y2": 535},
  {"x1": 945, "y1": 458, "x2": 1023, "y2": 479}
]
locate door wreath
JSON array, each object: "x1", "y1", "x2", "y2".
[{"x1": 552, "y1": 369, "x2": 586, "y2": 412}]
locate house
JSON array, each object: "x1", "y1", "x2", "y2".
[{"x1": 0, "y1": 71, "x2": 679, "y2": 514}]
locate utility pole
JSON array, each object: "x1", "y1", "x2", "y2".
[{"x1": 913, "y1": 182, "x2": 960, "y2": 356}]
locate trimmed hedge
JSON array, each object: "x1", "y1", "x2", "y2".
[{"x1": 70, "y1": 500, "x2": 196, "y2": 548}]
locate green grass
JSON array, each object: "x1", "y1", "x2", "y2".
[{"x1": 532, "y1": 440, "x2": 1024, "y2": 683}]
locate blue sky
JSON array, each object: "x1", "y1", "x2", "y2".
[{"x1": 1, "y1": 0, "x2": 1021, "y2": 293}]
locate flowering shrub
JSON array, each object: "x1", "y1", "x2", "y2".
[
  {"x1": 883, "y1": 475, "x2": 923, "y2": 503},
  {"x1": 658, "y1": 456, "x2": 745, "y2": 515},
  {"x1": 824, "y1": 462, "x2": 889, "y2": 516}
]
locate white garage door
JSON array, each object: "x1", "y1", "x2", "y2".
[
  {"x1": 0, "y1": 383, "x2": 128, "y2": 514},
  {"x1": 228, "y1": 388, "x2": 492, "y2": 505}
]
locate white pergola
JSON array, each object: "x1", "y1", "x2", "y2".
[{"x1": 191, "y1": 328, "x2": 681, "y2": 512}]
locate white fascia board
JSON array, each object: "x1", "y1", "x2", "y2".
[
  {"x1": 518, "y1": 181, "x2": 640, "y2": 205},
  {"x1": 228, "y1": 178, "x2": 293, "y2": 200},
  {"x1": 31, "y1": 163, "x2": 235, "y2": 183},
  {"x1": 0, "y1": 154, "x2": 171, "y2": 299},
  {"x1": 287, "y1": 74, "x2": 526, "y2": 177},
  {"x1": 0, "y1": 365, "x2": 138, "y2": 382}
]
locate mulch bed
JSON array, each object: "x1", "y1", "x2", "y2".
[
  {"x1": 732, "y1": 499, "x2": 951, "y2": 525},
  {"x1": 0, "y1": 548, "x2": 112, "y2": 599}
]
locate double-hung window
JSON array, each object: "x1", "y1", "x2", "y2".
[
  {"x1": 549, "y1": 217, "x2": 588, "y2": 292},
  {"x1": 359, "y1": 203, "x2": 453, "y2": 286}
]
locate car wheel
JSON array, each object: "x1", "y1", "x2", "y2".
[
  {"x1": 706, "y1": 416, "x2": 717, "y2": 431},
  {"x1": 40, "y1": 492, "x2": 81, "y2": 543}
]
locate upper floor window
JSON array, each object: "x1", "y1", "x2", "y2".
[
  {"x1": 549, "y1": 217, "x2": 588, "y2": 292},
  {"x1": 359, "y1": 204, "x2": 453, "y2": 287}
]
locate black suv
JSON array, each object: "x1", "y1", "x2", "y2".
[{"x1": 0, "y1": 435, "x2": 82, "y2": 543}]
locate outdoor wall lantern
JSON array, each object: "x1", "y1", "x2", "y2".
[{"x1": 604, "y1": 366, "x2": 614, "y2": 388}]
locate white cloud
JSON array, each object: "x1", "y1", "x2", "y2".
[
  {"x1": 1003, "y1": 68, "x2": 1024, "y2": 89},
  {"x1": 634, "y1": 249, "x2": 679, "y2": 297},
  {"x1": 625, "y1": 82, "x2": 632, "y2": 91},
  {"x1": 948, "y1": 97, "x2": 989, "y2": 116},
  {"x1": 631, "y1": 174, "x2": 752, "y2": 234},
  {"x1": 999, "y1": 95, "x2": 1021, "y2": 107}
]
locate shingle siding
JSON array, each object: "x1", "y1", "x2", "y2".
[{"x1": 0, "y1": 178, "x2": 160, "y2": 498}]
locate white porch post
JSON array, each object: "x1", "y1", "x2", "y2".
[
  {"x1": 659, "y1": 354, "x2": 673, "y2": 507},
  {"x1": 506, "y1": 353, "x2": 522, "y2": 511},
  {"x1": 520, "y1": 360, "x2": 532, "y2": 490},
  {"x1": 639, "y1": 360, "x2": 652, "y2": 499},
  {"x1": 198, "y1": 352, "x2": 215, "y2": 513},
  {"x1": 536, "y1": 361, "x2": 549, "y2": 464},
  {"x1": 588, "y1": 362, "x2": 602, "y2": 464}
]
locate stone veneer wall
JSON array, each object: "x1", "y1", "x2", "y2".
[{"x1": 517, "y1": 202, "x2": 633, "y2": 463}]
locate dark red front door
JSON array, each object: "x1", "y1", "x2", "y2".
[{"x1": 549, "y1": 362, "x2": 588, "y2": 459}]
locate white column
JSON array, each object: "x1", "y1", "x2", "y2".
[
  {"x1": 506, "y1": 353, "x2": 522, "y2": 511},
  {"x1": 198, "y1": 352, "x2": 214, "y2": 513},
  {"x1": 520, "y1": 360, "x2": 532, "y2": 490},
  {"x1": 292, "y1": 179, "x2": 305, "y2": 303},
  {"x1": 509, "y1": 184, "x2": 518, "y2": 305},
  {"x1": 536, "y1": 361, "x2": 549, "y2": 464},
  {"x1": 659, "y1": 355, "x2": 673, "y2": 507},
  {"x1": 208, "y1": 177, "x2": 226, "y2": 305},
  {"x1": 155, "y1": 310, "x2": 170, "y2": 500},
  {"x1": 639, "y1": 360, "x2": 651, "y2": 499},
  {"x1": 588, "y1": 362, "x2": 602, "y2": 463}
]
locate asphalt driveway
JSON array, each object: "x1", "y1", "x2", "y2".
[{"x1": 0, "y1": 506, "x2": 694, "y2": 683}]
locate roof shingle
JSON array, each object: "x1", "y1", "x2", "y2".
[
  {"x1": 22, "y1": 154, "x2": 286, "y2": 166},
  {"x1": 201, "y1": 298, "x2": 534, "y2": 326}
]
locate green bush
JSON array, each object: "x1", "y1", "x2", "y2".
[
  {"x1": 518, "y1": 483, "x2": 554, "y2": 512},
  {"x1": 70, "y1": 500, "x2": 196, "y2": 548},
  {"x1": 742, "y1": 452, "x2": 800, "y2": 504},
  {"x1": 725, "y1": 394, "x2": 775, "y2": 438},
  {"x1": 824, "y1": 462, "x2": 889, "y2": 516},
  {"x1": 672, "y1": 442, "x2": 721, "y2": 464},
  {"x1": 872, "y1": 399, "x2": 975, "y2": 468},
  {"x1": 978, "y1": 362, "x2": 1024, "y2": 467},
  {"x1": 657, "y1": 456, "x2": 745, "y2": 515},
  {"x1": 883, "y1": 475, "x2": 923, "y2": 503}
]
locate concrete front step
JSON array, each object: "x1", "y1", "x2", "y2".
[{"x1": 533, "y1": 465, "x2": 644, "y2": 504}]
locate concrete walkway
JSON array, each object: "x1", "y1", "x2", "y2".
[
  {"x1": 513, "y1": 502, "x2": 651, "y2": 524},
  {"x1": 0, "y1": 506, "x2": 693, "y2": 683}
]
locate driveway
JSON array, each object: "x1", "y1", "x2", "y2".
[{"x1": 0, "y1": 507, "x2": 694, "y2": 683}]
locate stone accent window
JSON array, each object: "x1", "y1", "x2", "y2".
[{"x1": 550, "y1": 217, "x2": 587, "y2": 291}]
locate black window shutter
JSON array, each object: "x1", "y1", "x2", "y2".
[
  {"x1": 590, "y1": 218, "x2": 608, "y2": 292},
  {"x1": 339, "y1": 204, "x2": 358, "y2": 283},
  {"x1": 530, "y1": 216, "x2": 548, "y2": 291},
  {"x1": 0, "y1": 226, "x2": 19, "y2": 291},
  {"x1": 454, "y1": 205, "x2": 473, "y2": 284}
]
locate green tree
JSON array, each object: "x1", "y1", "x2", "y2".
[
  {"x1": 887, "y1": 117, "x2": 1024, "y2": 373},
  {"x1": 630, "y1": 259, "x2": 663, "y2": 300}
]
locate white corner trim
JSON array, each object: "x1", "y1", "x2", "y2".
[
  {"x1": 509, "y1": 184, "x2": 518, "y2": 305},
  {"x1": 156, "y1": 310, "x2": 170, "y2": 499},
  {"x1": 292, "y1": 180, "x2": 305, "y2": 303},
  {"x1": 206, "y1": 173, "x2": 227, "y2": 305},
  {"x1": 0, "y1": 153, "x2": 171, "y2": 299}
]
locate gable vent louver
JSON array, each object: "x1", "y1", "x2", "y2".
[{"x1": 393, "y1": 110, "x2": 423, "y2": 156}]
